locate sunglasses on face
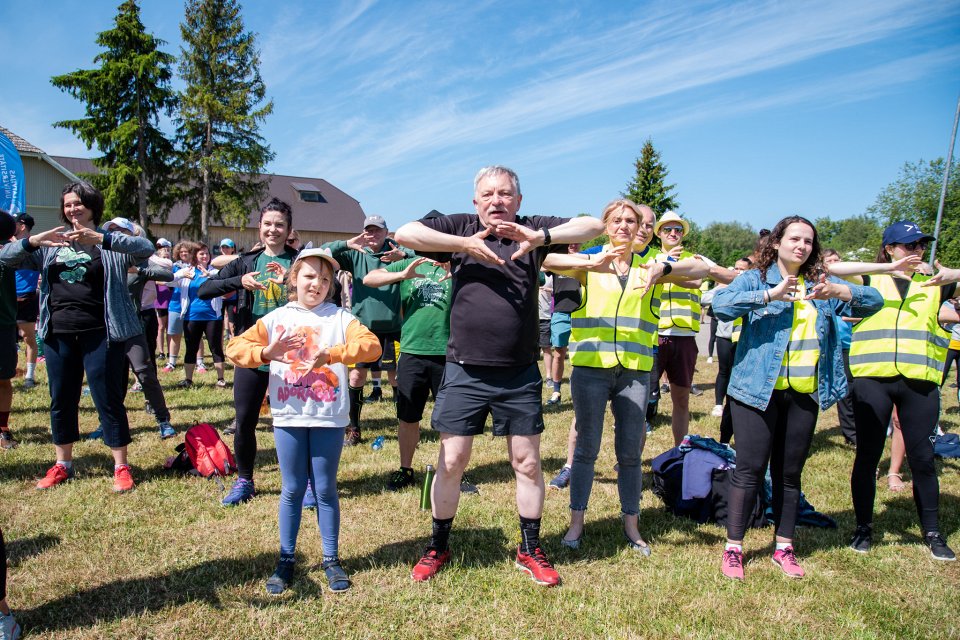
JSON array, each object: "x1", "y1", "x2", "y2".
[
  {"x1": 661, "y1": 226, "x2": 684, "y2": 234},
  {"x1": 898, "y1": 241, "x2": 928, "y2": 251}
]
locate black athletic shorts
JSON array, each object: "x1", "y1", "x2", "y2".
[
  {"x1": 538, "y1": 318, "x2": 552, "y2": 349},
  {"x1": 431, "y1": 362, "x2": 544, "y2": 436},
  {"x1": 355, "y1": 331, "x2": 399, "y2": 371},
  {"x1": 396, "y1": 353, "x2": 446, "y2": 423},
  {"x1": 16, "y1": 292, "x2": 38, "y2": 324},
  {"x1": 0, "y1": 325, "x2": 17, "y2": 380}
]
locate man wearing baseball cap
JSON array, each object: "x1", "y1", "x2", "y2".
[{"x1": 323, "y1": 215, "x2": 414, "y2": 445}]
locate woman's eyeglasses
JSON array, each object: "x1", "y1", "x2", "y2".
[{"x1": 898, "y1": 241, "x2": 928, "y2": 251}]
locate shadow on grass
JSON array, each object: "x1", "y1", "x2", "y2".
[
  {"x1": 5, "y1": 533, "x2": 61, "y2": 566},
  {"x1": 353, "y1": 526, "x2": 511, "y2": 572},
  {"x1": 20, "y1": 552, "x2": 286, "y2": 634}
]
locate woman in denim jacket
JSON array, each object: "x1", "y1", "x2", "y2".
[{"x1": 712, "y1": 216, "x2": 882, "y2": 581}]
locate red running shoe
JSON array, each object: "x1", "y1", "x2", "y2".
[
  {"x1": 771, "y1": 546, "x2": 804, "y2": 578},
  {"x1": 113, "y1": 464, "x2": 135, "y2": 493},
  {"x1": 721, "y1": 548, "x2": 744, "y2": 581},
  {"x1": 37, "y1": 463, "x2": 74, "y2": 489},
  {"x1": 411, "y1": 548, "x2": 451, "y2": 582},
  {"x1": 515, "y1": 546, "x2": 561, "y2": 587}
]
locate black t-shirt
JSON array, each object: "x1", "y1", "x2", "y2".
[
  {"x1": 49, "y1": 244, "x2": 106, "y2": 333},
  {"x1": 419, "y1": 213, "x2": 568, "y2": 366},
  {"x1": 551, "y1": 273, "x2": 582, "y2": 314}
]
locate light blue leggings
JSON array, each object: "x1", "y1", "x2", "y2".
[{"x1": 274, "y1": 427, "x2": 345, "y2": 558}]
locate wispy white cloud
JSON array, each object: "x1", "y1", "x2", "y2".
[{"x1": 279, "y1": 0, "x2": 958, "y2": 193}]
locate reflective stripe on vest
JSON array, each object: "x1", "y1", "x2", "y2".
[
  {"x1": 849, "y1": 274, "x2": 948, "y2": 383},
  {"x1": 570, "y1": 247, "x2": 660, "y2": 371},
  {"x1": 657, "y1": 250, "x2": 701, "y2": 332},
  {"x1": 732, "y1": 317, "x2": 742, "y2": 344},
  {"x1": 774, "y1": 280, "x2": 820, "y2": 393}
]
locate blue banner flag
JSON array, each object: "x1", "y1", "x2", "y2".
[{"x1": 0, "y1": 131, "x2": 26, "y2": 215}]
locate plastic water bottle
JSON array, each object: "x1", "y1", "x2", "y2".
[
  {"x1": 371, "y1": 435, "x2": 385, "y2": 451},
  {"x1": 420, "y1": 464, "x2": 435, "y2": 510}
]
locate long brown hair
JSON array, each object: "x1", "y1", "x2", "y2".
[{"x1": 754, "y1": 216, "x2": 823, "y2": 281}]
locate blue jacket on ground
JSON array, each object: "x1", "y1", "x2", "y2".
[{"x1": 712, "y1": 268, "x2": 882, "y2": 411}]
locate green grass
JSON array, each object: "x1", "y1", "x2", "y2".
[{"x1": 3, "y1": 356, "x2": 959, "y2": 639}]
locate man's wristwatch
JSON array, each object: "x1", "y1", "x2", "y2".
[{"x1": 542, "y1": 227, "x2": 552, "y2": 246}]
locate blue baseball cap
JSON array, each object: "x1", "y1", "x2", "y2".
[
  {"x1": 882, "y1": 221, "x2": 935, "y2": 246},
  {"x1": 219, "y1": 238, "x2": 236, "y2": 248}
]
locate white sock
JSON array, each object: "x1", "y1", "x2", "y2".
[
  {"x1": 371, "y1": 379, "x2": 381, "y2": 389},
  {"x1": 169, "y1": 355, "x2": 177, "y2": 366},
  {"x1": 26, "y1": 363, "x2": 35, "y2": 378},
  {"x1": 725, "y1": 542, "x2": 742, "y2": 552},
  {"x1": 776, "y1": 541, "x2": 792, "y2": 551},
  {"x1": 57, "y1": 460, "x2": 72, "y2": 469},
  {"x1": 115, "y1": 464, "x2": 128, "y2": 470}
]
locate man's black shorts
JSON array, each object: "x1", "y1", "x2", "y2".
[
  {"x1": 431, "y1": 362, "x2": 544, "y2": 436},
  {"x1": 355, "y1": 331, "x2": 399, "y2": 371},
  {"x1": 0, "y1": 325, "x2": 18, "y2": 380},
  {"x1": 396, "y1": 353, "x2": 446, "y2": 423},
  {"x1": 16, "y1": 292, "x2": 38, "y2": 324}
]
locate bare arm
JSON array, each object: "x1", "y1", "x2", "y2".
[{"x1": 363, "y1": 257, "x2": 432, "y2": 288}]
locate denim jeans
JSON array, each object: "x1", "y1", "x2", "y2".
[
  {"x1": 569, "y1": 365, "x2": 650, "y2": 515},
  {"x1": 45, "y1": 330, "x2": 131, "y2": 448}
]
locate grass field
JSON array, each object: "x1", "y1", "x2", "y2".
[{"x1": 2, "y1": 355, "x2": 959, "y2": 639}]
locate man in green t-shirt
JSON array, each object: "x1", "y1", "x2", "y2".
[
  {"x1": 324, "y1": 215, "x2": 414, "y2": 445},
  {"x1": 364, "y1": 255, "x2": 450, "y2": 490}
]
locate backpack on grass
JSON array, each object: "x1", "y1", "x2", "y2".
[{"x1": 164, "y1": 423, "x2": 236, "y2": 479}]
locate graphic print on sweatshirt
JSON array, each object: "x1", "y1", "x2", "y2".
[{"x1": 276, "y1": 323, "x2": 341, "y2": 404}]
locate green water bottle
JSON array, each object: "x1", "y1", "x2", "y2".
[{"x1": 420, "y1": 464, "x2": 435, "y2": 511}]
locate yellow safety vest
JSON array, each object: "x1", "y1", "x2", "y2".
[
  {"x1": 571, "y1": 247, "x2": 660, "y2": 371},
  {"x1": 849, "y1": 274, "x2": 949, "y2": 383},
  {"x1": 774, "y1": 279, "x2": 819, "y2": 393},
  {"x1": 732, "y1": 317, "x2": 742, "y2": 344},
  {"x1": 658, "y1": 250, "x2": 701, "y2": 332}
]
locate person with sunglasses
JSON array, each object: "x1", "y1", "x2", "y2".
[{"x1": 827, "y1": 220, "x2": 960, "y2": 561}]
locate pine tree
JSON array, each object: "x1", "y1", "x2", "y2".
[
  {"x1": 622, "y1": 138, "x2": 680, "y2": 215},
  {"x1": 176, "y1": 0, "x2": 274, "y2": 239},
  {"x1": 50, "y1": 0, "x2": 177, "y2": 231}
]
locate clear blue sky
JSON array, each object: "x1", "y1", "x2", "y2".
[{"x1": 2, "y1": 0, "x2": 958, "y2": 231}]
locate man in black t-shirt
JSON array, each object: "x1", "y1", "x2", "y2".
[{"x1": 394, "y1": 165, "x2": 603, "y2": 586}]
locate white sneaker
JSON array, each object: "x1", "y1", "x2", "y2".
[
  {"x1": 711, "y1": 404, "x2": 724, "y2": 417},
  {"x1": 707, "y1": 356, "x2": 714, "y2": 364}
]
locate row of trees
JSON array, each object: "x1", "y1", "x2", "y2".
[
  {"x1": 609, "y1": 138, "x2": 958, "y2": 269},
  {"x1": 51, "y1": 0, "x2": 272, "y2": 239}
]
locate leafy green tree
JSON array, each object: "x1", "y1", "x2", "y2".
[
  {"x1": 622, "y1": 138, "x2": 680, "y2": 214},
  {"x1": 689, "y1": 220, "x2": 756, "y2": 268},
  {"x1": 176, "y1": 0, "x2": 274, "y2": 239},
  {"x1": 867, "y1": 158, "x2": 960, "y2": 267},
  {"x1": 816, "y1": 214, "x2": 882, "y2": 258},
  {"x1": 50, "y1": 0, "x2": 177, "y2": 231}
]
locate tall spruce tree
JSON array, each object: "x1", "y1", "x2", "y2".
[
  {"x1": 622, "y1": 138, "x2": 680, "y2": 214},
  {"x1": 50, "y1": 0, "x2": 177, "y2": 231},
  {"x1": 177, "y1": 0, "x2": 274, "y2": 239}
]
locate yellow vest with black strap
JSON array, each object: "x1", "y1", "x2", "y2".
[
  {"x1": 774, "y1": 279, "x2": 820, "y2": 393},
  {"x1": 732, "y1": 317, "x2": 743, "y2": 344},
  {"x1": 657, "y1": 249, "x2": 701, "y2": 332},
  {"x1": 849, "y1": 274, "x2": 949, "y2": 383},
  {"x1": 571, "y1": 247, "x2": 660, "y2": 371}
]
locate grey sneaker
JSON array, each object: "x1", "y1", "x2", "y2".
[
  {"x1": 925, "y1": 532, "x2": 956, "y2": 561},
  {"x1": 849, "y1": 525, "x2": 872, "y2": 554},
  {"x1": 460, "y1": 474, "x2": 479, "y2": 494},
  {"x1": 0, "y1": 430, "x2": 17, "y2": 451},
  {"x1": 0, "y1": 611, "x2": 21, "y2": 640},
  {"x1": 690, "y1": 385, "x2": 703, "y2": 397},
  {"x1": 22, "y1": 378, "x2": 35, "y2": 390},
  {"x1": 549, "y1": 466, "x2": 572, "y2": 490}
]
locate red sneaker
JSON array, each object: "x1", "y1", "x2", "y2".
[
  {"x1": 36, "y1": 463, "x2": 74, "y2": 489},
  {"x1": 515, "y1": 546, "x2": 561, "y2": 587},
  {"x1": 113, "y1": 464, "x2": 135, "y2": 493},
  {"x1": 411, "y1": 548, "x2": 451, "y2": 582},
  {"x1": 772, "y1": 546, "x2": 804, "y2": 578},
  {"x1": 721, "y1": 548, "x2": 744, "y2": 581}
]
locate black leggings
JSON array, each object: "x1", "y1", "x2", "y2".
[
  {"x1": 124, "y1": 333, "x2": 170, "y2": 423},
  {"x1": 140, "y1": 309, "x2": 159, "y2": 368},
  {"x1": 716, "y1": 338, "x2": 736, "y2": 444},
  {"x1": 183, "y1": 319, "x2": 224, "y2": 366},
  {"x1": 0, "y1": 526, "x2": 6, "y2": 601},
  {"x1": 943, "y1": 349, "x2": 960, "y2": 388},
  {"x1": 707, "y1": 317, "x2": 718, "y2": 358},
  {"x1": 233, "y1": 366, "x2": 270, "y2": 480},
  {"x1": 851, "y1": 376, "x2": 940, "y2": 533},
  {"x1": 727, "y1": 390, "x2": 818, "y2": 542}
]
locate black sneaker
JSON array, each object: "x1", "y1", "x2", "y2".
[
  {"x1": 849, "y1": 525, "x2": 872, "y2": 554},
  {"x1": 223, "y1": 419, "x2": 237, "y2": 436},
  {"x1": 925, "y1": 532, "x2": 956, "y2": 561},
  {"x1": 460, "y1": 474, "x2": 479, "y2": 495},
  {"x1": 387, "y1": 467, "x2": 416, "y2": 491},
  {"x1": 265, "y1": 556, "x2": 296, "y2": 595},
  {"x1": 366, "y1": 386, "x2": 383, "y2": 403}
]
